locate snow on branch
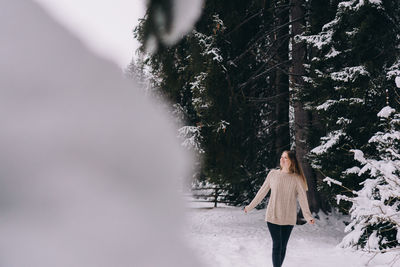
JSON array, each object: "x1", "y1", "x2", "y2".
[
  {"x1": 192, "y1": 27, "x2": 223, "y2": 63},
  {"x1": 190, "y1": 72, "x2": 212, "y2": 113},
  {"x1": 216, "y1": 120, "x2": 230, "y2": 133},
  {"x1": 350, "y1": 149, "x2": 367, "y2": 165},
  {"x1": 316, "y1": 98, "x2": 364, "y2": 111},
  {"x1": 297, "y1": 28, "x2": 334, "y2": 50},
  {"x1": 325, "y1": 47, "x2": 341, "y2": 59},
  {"x1": 377, "y1": 106, "x2": 396, "y2": 118},
  {"x1": 178, "y1": 126, "x2": 204, "y2": 153},
  {"x1": 387, "y1": 60, "x2": 400, "y2": 79},
  {"x1": 323, "y1": 177, "x2": 343, "y2": 187},
  {"x1": 338, "y1": 0, "x2": 383, "y2": 11},
  {"x1": 343, "y1": 166, "x2": 361, "y2": 175},
  {"x1": 316, "y1": 100, "x2": 338, "y2": 111},
  {"x1": 330, "y1": 66, "x2": 369, "y2": 82},
  {"x1": 311, "y1": 130, "x2": 345, "y2": 155},
  {"x1": 296, "y1": 17, "x2": 338, "y2": 50}
]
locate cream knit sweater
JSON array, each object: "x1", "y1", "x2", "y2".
[{"x1": 245, "y1": 169, "x2": 313, "y2": 225}]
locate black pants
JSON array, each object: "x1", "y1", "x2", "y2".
[{"x1": 267, "y1": 222, "x2": 294, "y2": 267}]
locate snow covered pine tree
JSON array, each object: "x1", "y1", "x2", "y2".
[
  {"x1": 324, "y1": 76, "x2": 400, "y2": 254},
  {"x1": 336, "y1": 104, "x2": 400, "y2": 252},
  {"x1": 299, "y1": 0, "x2": 400, "y2": 212},
  {"x1": 298, "y1": 0, "x2": 400, "y2": 257}
]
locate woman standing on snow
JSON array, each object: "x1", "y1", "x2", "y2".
[{"x1": 244, "y1": 150, "x2": 315, "y2": 267}]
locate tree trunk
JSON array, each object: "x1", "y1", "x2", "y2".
[
  {"x1": 290, "y1": 0, "x2": 326, "y2": 214},
  {"x1": 273, "y1": 0, "x2": 290, "y2": 165}
]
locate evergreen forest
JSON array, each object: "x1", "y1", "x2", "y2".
[{"x1": 132, "y1": 0, "x2": 400, "y2": 252}]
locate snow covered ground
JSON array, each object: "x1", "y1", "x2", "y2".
[{"x1": 182, "y1": 200, "x2": 399, "y2": 267}]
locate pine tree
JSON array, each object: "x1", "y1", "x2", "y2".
[
  {"x1": 327, "y1": 105, "x2": 400, "y2": 251},
  {"x1": 134, "y1": 0, "x2": 281, "y2": 205},
  {"x1": 299, "y1": 0, "x2": 400, "y2": 212}
]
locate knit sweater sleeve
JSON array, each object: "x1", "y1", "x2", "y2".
[
  {"x1": 245, "y1": 170, "x2": 273, "y2": 212},
  {"x1": 296, "y1": 178, "x2": 313, "y2": 222}
]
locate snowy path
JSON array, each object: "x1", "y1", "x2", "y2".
[{"x1": 182, "y1": 202, "x2": 398, "y2": 267}]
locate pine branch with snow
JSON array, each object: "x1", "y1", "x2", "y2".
[
  {"x1": 190, "y1": 72, "x2": 213, "y2": 117},
  {"x1": 192, "y1": 15, "x2": 225, "y2": 64},
  {"x1": 178, "y1": 125, "x2": 205, "y2": 154}
]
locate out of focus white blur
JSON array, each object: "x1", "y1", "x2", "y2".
[
  {"x1": 158, "y1": 0, "x2": 204, "y2": 45},
  {"x1": 0, "y1": 0, "x2": 202, "y2": 266},
  {"x1": 33, "y1": 0, "x2": 146, "y2": 68}
]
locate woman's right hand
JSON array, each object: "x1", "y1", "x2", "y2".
[{"x1": 244, "y1": 206, "x2": 248, "y2": 213}]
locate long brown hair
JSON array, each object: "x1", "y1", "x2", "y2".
[{"x1": 280, "y1": 150, "x2": 308, "y2": 191}]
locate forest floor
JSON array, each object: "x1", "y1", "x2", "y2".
[{"x1": 182, "y1": 201, "x2": 399, "y2": 267}]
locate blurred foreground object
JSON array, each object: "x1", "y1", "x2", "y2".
[
  {"x1": 141, "y1": 0, "x2": 204, "y2": 51},
  {"x1": 0, "y1": 1, "x2": 201, "y2": 266}
]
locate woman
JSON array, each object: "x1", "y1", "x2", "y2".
[{"x1": 244, "y1": 150, "x2": 315, "y2": 267}]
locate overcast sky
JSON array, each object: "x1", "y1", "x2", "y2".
[{"x1": 33, "y1": 0, "x2": 146, "y2": 69}]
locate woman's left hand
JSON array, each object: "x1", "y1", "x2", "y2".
[{"x1": 309, "y1": 219, "x2": 315, "y2": 224}]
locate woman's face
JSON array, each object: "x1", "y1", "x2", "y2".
[{"x1": 280, "y1": 152, "x2": 291, "y2": 170}]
